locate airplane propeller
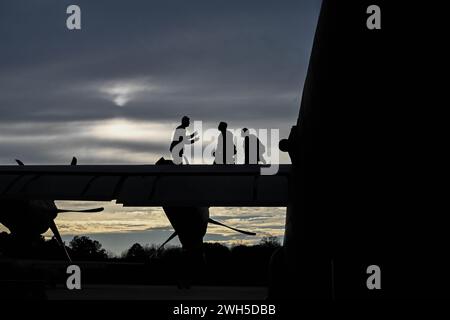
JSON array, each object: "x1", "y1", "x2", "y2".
[
  {"x1": 12, "y1": 157, "x2": 104, "y2": 263},
  {"x1": 207, "y1": 218, "x2": 256, "y2": 236},
  {"x1": 49, "y1": 206, "x2": 104, "y2": 263},
  {"x1": 49, "y1": 220, "x2": 72, "y2": 263},
  {"x1": 57, "y1": 207, "x2": 104, "y2": 214},
  {"x1": 151, "y1": 218, "x2": 256, "y2": 259}
]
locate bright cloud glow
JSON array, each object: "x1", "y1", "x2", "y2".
[
  {"x1": 98, "y1": 78, "x2": 157, "y2": 107},
  {"x1": 87, "y1": 118, "x2": 173, "y2": 143}
]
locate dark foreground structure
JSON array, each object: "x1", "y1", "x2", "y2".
[
  {"x1": 0, "y1": 0, "x2": 446, "y2": 299},
  {"x1": 272, "y1": 0, "x2": 447, "y2": 299}
]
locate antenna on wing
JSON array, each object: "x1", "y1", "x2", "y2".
[{"x1": 15, "y1": 159, "x2": 24, "y2": 166}]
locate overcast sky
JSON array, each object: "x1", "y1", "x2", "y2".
[{"x1": 0, "y1": 0, "x2": 321, "y2": 253}]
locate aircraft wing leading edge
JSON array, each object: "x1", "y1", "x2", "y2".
[{"x1": 0, "y1": 165, "x2": 290, "y2": 207}]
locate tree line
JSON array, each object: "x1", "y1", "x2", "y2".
[{"x1": 0, "y1": 232, "x2": 281, "y2": 286}]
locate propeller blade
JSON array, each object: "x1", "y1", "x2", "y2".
[
  {"x1": 208, "y1": 218, "x2": 256, "y2": 236},
  {"x1": 15, "y1": 159, "x2": 24, "y2": 166},
  {"x1": 49, "y1": 220, "x2": 72, "y2": 263},
  {"x1": 57, "y1": 207, "x2": 104, "y2": 213},
  {"x1": 150, "y1": 231, "x2": 178, "y2": 259},
  {"x1": 158, "y1": 231, "x2": 178, "y2": 249}
]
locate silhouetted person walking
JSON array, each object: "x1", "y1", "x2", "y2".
[
  {"x1": 214, "y1": 122, "x2": 236, "y2": 164},
  {"x1": 241, "y1": 128, "x2": 266, "y2": 164},
  {"x1": 170, "y1": 116, "x2": 198, "y2": 164}
]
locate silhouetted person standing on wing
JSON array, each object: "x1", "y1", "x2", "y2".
[
  {"x1": 170, "y1": 116, "x2": 199, "y2": 164},
  {"x1": 241, "y1": 128, "x2": 267, "y2": 164},
  {"x1": 214, "y1": 122, "x2": 236, "y2": 164}
]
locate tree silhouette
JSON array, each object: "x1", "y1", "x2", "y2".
[
  {"x1": 69, "y1": 236, "x2": 107, "y2": 261},
  {"x1": 124, "y1": 243, "x2": 146, "y2": 261},
  {"x1": 258, "y1": 236, "x2": 281, "y2": 249}
]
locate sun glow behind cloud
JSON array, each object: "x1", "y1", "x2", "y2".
[
  {"x1": 98, "y1": 78, "x2": 159, "y2": 107},
  {"x1": 86, "y1": 118, "x2": 172, "y2": 143}
]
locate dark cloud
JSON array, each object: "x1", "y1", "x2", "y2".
[{"x1": 0, "y1": 0, "x2": 320, "y2": 163}]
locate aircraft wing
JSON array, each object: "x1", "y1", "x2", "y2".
[{"x1": 0, "y1": 165, "x2": 290, "y2": 207}]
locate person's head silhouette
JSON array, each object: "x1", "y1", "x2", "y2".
[
  {"x1": 181, "y1": 116, "x2": 190, "y2": 127},
  {"x1": 218, "y1": 122, "x2": 227, "y2": 133},
  {"x1": 241, "y1": 128, "x2": 249, "y2": 137}
]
